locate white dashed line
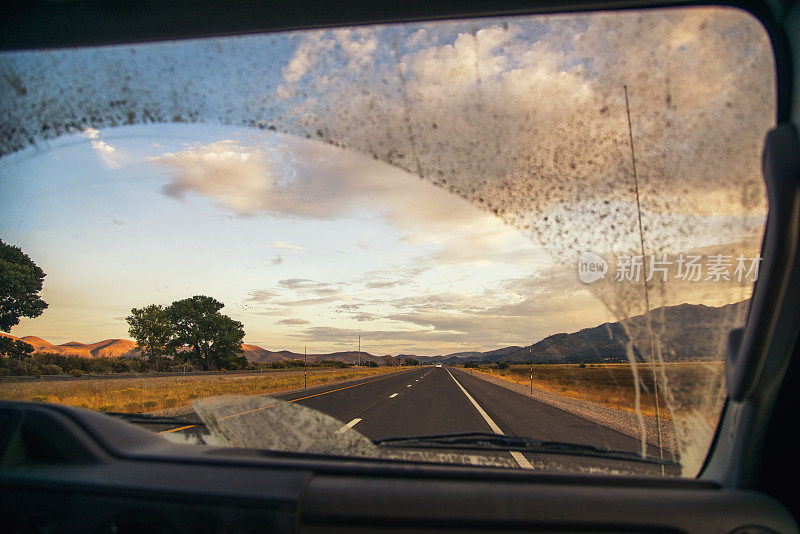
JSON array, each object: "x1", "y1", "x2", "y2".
[
  {"x1": 407, "y1": 384, "x2": 412, "y2": 387},
  {"x1": 335, "y1": 418, "x2": 362, "y2": 434},
  {"x1": 389, "y1": 393, "x2": 398, "y2": 398},
  {"x1": 445, "y1": 369, "x2": 534, "y2": 470}
]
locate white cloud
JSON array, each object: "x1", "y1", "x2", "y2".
[
  {"x1": 282, "y1": 34, "x2": 334, "y2": 84},
  {"x1": 90, "y1": 139, "x2": 122, "y2": 169},
  {"x1": 150, "y1": 132, "x2": 539, "y2": 270},
  {"x1": 272, "y1": 240, "x2": 302, "y2": 251}
]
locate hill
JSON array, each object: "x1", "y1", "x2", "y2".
[
  {"x1": 439, "y1": 301, "x2": 748, "y2": 365},
  {"x1": 243, "y1": 349, "x2": 394, "y2": 366}
]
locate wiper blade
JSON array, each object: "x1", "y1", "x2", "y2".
[
  {"x1": 104, "y1": 412, "x2": 205, "y2": 427},
  {"x1": 373, "y1": 432, "x2": 676, "y2": 465}
]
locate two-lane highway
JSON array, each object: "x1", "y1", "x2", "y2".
[{"x1": 159, "y1": 366, "x2": 675, "y2": 475}]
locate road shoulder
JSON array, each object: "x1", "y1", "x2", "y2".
[{"x1": 454, "y1": 367, "x2": 678, "y2": 453}]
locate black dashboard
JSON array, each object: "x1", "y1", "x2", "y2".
[{"x1": 1, "y1": 402, "x2": 796, "y2": 533}]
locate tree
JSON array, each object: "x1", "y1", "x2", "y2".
[
  {"x1": 166, "y1": 296, "x2": 245, "y2": 371},
  {"x1": 0, "y1": 336, "x2": 34, "y2": 359},
  {"x1": 0, "y1": 239, "x2": 48, "y2": 332},
  {"x1": 126, "y1": 304, "x2": 172, "y2": 370}
]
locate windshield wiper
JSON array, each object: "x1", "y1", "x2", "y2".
[
  {"x1": 104, "y1": 412, "x2": 205, "y2": 428},
  {"x1": 373, "y1": 432, "x2": 677, "y2": 465}
]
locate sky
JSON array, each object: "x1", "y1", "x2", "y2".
[{"x1": 0, "y1": 6, "x2": 772, "y2": 355}]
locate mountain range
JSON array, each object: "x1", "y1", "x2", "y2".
[
  {"x1": 1, "y1": 300, "x2": 746, "y2": 365},
  {"x1": 426, "y1": 300, "x2": 747, "y2": 364}
]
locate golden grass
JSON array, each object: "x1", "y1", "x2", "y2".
[
  {"x1": 473, "y1": 362, "x2": 725, "y2": 420},
  {"x1": 0, "y1": 367, "x2": 398, "y2": 413}
]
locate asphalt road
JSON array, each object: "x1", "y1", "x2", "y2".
[{"x1": 156, "y1": 366, "x2": 677, "y2": 476}]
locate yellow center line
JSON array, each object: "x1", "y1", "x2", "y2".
[{"x1": 157, "y1": 369, "x2": 415, "y2": 434}]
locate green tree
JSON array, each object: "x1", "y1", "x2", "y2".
[
  {"x1": 0, "y1": 239, "x2": 48, "y2": 332},
  {"x1": 166, "y1": 296, "x2": 245, "y2": 371},
  {"x1": 0, "y1": 336, "x2": 34, "y2": 359},
  {"x1": 126, "y1": 304, "x2": 173, "y2": 371}
]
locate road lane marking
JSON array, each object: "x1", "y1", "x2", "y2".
[
  {"x1": 389, "y1": 393, "x2": 398, "y2": 398},
  {"x1": 335, "y1": 418, "x2": 362, "y2": 434},
  {"x1": 446, "y1": 369, "x2": 534, "y2": 470},
  {"x1": 158, "y1": 369, "x2": 414, "y2": 434},
  {"x1": 406, "y1": 385, "x2": 412, "y2": 387}
]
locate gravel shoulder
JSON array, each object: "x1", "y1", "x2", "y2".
[{"x1": 458, "y1": 367, "x2": 679, "y2": 454}]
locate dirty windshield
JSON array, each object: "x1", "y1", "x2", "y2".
[{"x1": 0, "y1": 6, "x2": 774, "y2": 477}]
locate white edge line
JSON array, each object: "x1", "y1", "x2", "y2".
[
  {"x1": 446, "y1": 369, "x2": 533, "y2": 470},
  {"x1": 335, "y1": 418, "x2": 362, "y2": 434}
]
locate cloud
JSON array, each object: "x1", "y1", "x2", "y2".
[
  {"x1": 148, "y1": 133, "x2": 546, "y2": 273},
  {"x1": 276, "y1": 296, "x2": 339, "y2": 307},
  {"x1": 152, "y1": 140, "x2": 278, "y2": 215},
  {"x1": 351, "y1": 312, "x2": 377, "y2": 322},
  {"x1": 270, "y1": 254, "x2": 284, "y2": 265},
  {"x1": 277, "y1": 318, "x2": 311, "y2": 326},
  {"x1": 278, "y1": 278, "x2": 339, "y2": 296},
  {"x1": 282, "y1": 34, "x2": 334, "y2": 84},
  {"x1": 275, "y1": 9, "x2": 771, "y2": 275},
  {"x1": 249, "y1": 289, "x2": 279, "y2": 301},
  {"x1": 81, "y1": 127, "x2": 123, "y2": 168},
  {"x1": 272, "y1": 240, "x2": 302, "y2": 251}
]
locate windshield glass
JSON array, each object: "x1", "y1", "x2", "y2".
[{"x1": 0, "y1": 6, "x2": 774, "y2": 477}]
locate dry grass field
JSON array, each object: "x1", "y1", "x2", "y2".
[
  {"x1": 0, "y1": 367, "x2": 398, "y2": 413},
  {"x1": 474, "y1": 362, "x2": 725, "y2": 420}
]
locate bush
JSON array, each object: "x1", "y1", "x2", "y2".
[
  {"x1": 70, "y1": 369, "x2": 83, "y2": 377},
  {"x1": 578, "y1": 363, "x2": 587, "y2": 368},
  {"x1": 41, "y1": 364, "x2": 63, "y2": 375},
  {"x1": 495, "y1": 362, "x2": 509, "y2": 370}
]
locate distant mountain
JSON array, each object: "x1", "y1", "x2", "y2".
[
  {"x1": 241, "y1": 348, "x2": 395, "y2": 366},
  {"x1": 240, "y1": 344, "x2": 292, "y2": 363},
  {"x1": 0, "y1": 334, "x2": 141, "y2": 358},
  {"x1": 435, "y1": 301, "x2": 748, "y2": 365},
  {"x1": 442, "y1": 351, "x2": 483, "y2": 359}
]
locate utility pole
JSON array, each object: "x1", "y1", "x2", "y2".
[
  {"x1": 304, "y1": 345, "x2": 307, "y2": 389},
  {"x1": 358, "y1": 334, "x2": 361, "y2": 366}
]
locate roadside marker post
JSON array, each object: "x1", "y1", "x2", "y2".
[{"x1": 529, "y1": 346, "x2": 533, "y2": 395}]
